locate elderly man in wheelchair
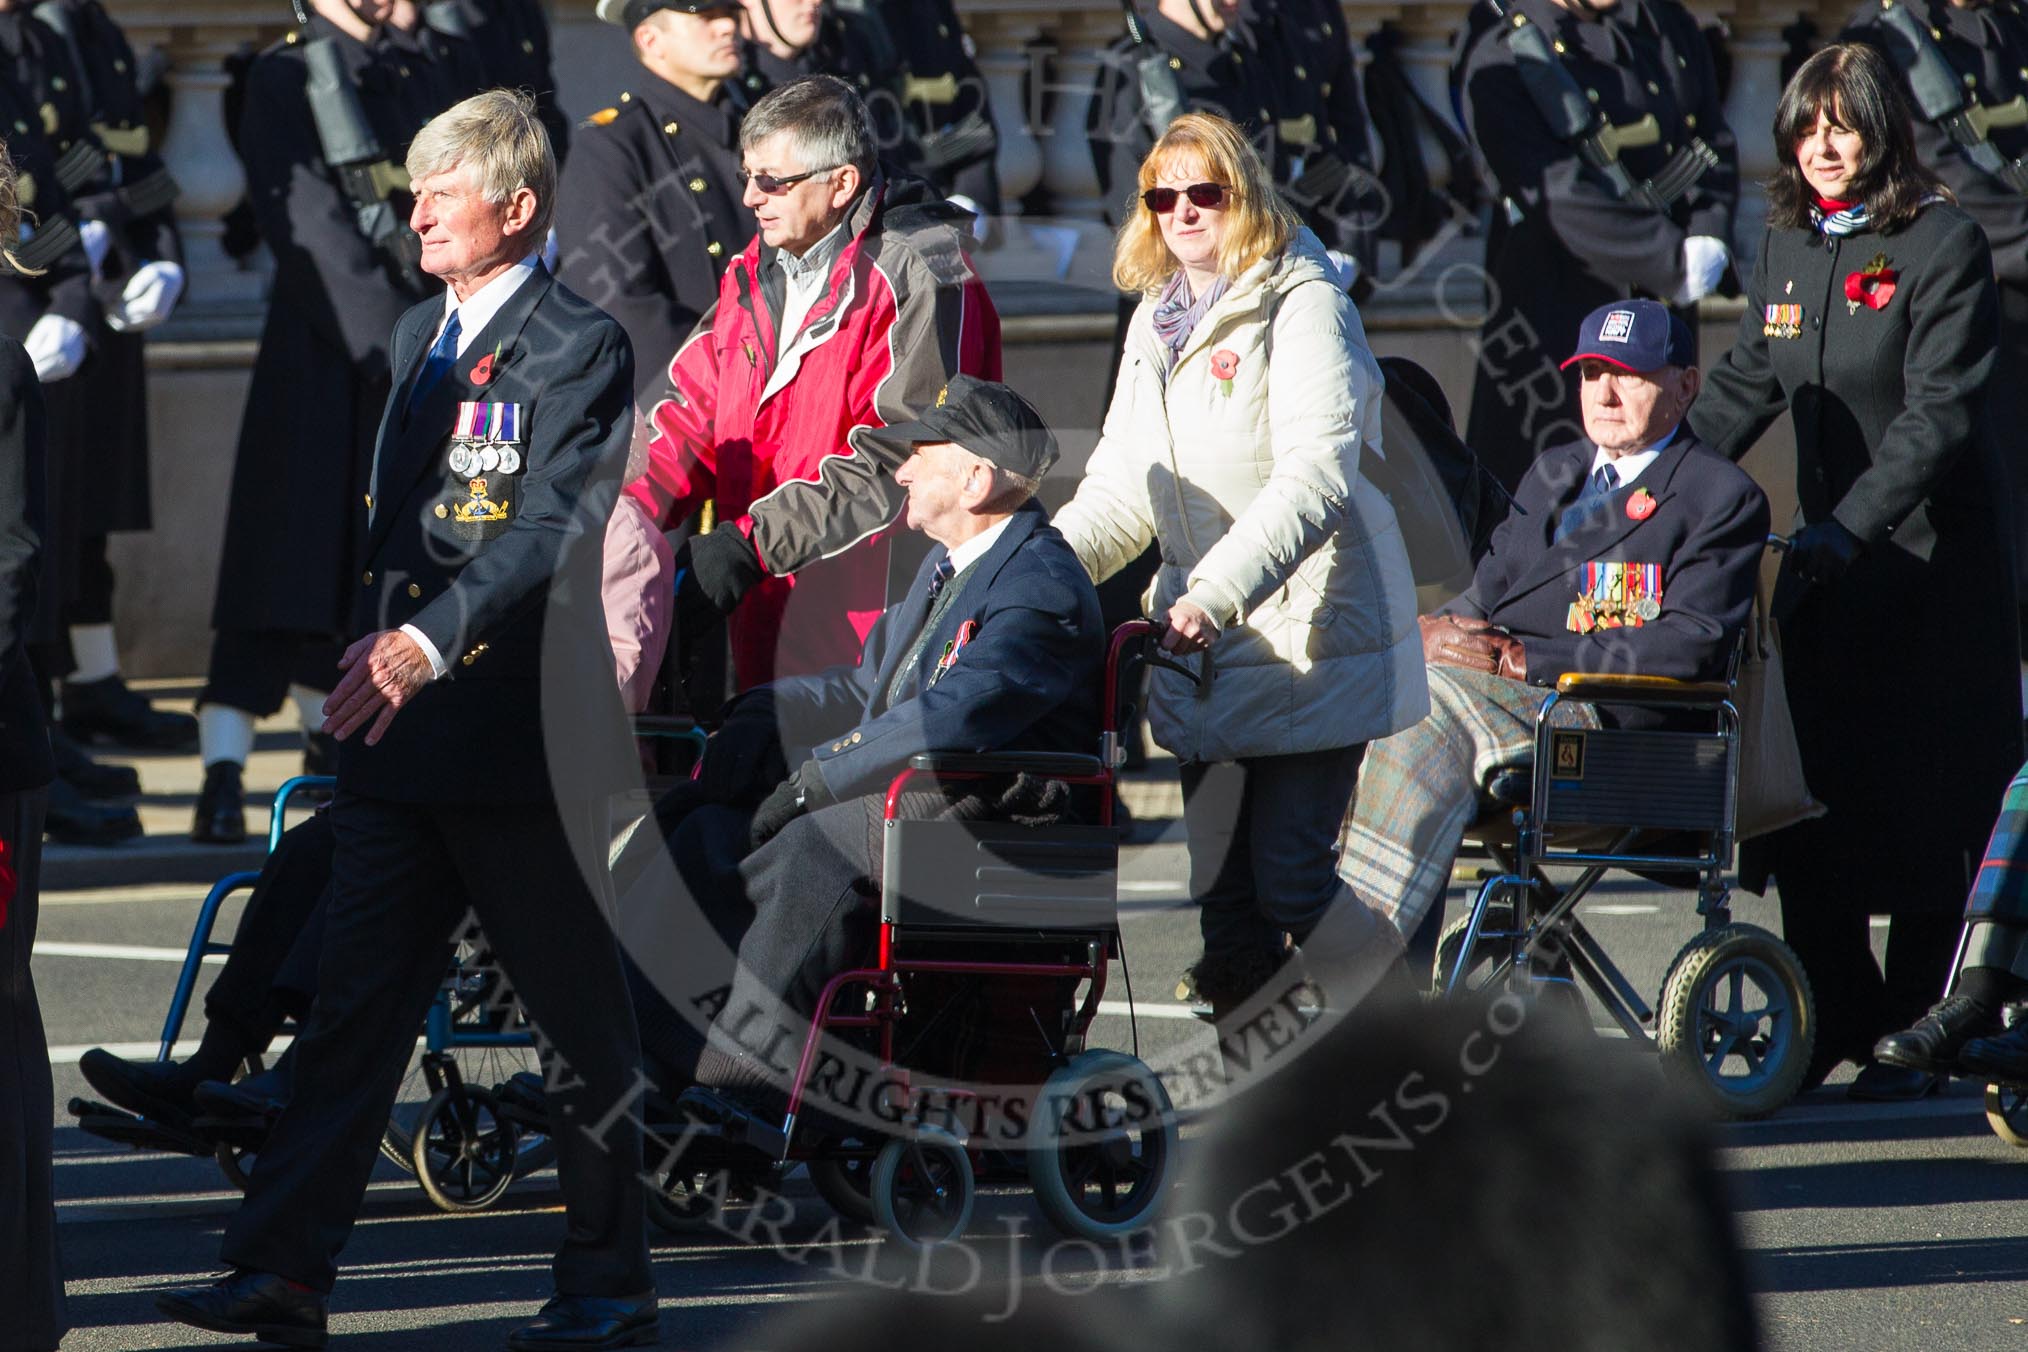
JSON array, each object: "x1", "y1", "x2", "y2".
[
  {"x1": 605, "y1": 377, "x2": 1108, "y2": 1136},
  {"x1": 1339, "y1": 301, "x2": 1813, "y2": 1116}
]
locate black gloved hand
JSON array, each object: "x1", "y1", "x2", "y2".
[
  {"x1": 678, "y1": 521, "x2": 768, "y2": 616},
  {"x1": 1785, "y1": 519, "x2": 1865, "y2": 585},
  {"x1": 747, "y1": 760, "x2": 834, "y2": 850},
  {"x1": 698, "y1": 691, "x2": 786, "y2": 807}
]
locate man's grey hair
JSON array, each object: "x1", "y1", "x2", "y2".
[
  {"x1": 985, "y1": 467, "x2": 1042, "y2": 510},
  {"x1": 407, "y1": 89, "x2": 557, "y2": 245},
  {"x1": 739, "y1": 74, "x2": 877, "y2": 180}
]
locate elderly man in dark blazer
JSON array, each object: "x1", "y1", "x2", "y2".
[
  {"x1": 156, "y1": 90, "x2": 654, "y2": 1352},
  {"x1": 0, "y1": 196, "x2": 63, "y2": 1351},
  {"x1": 616, "y1": 375, "x2": 1103, "y2": 1122},
  {"x1": 1340, "y1": 300, "x2": 1770, "y2": 944}
]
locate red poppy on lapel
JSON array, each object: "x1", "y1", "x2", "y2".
[
  {"x1": 470, "y1": 342, "x2": 506, "y2": 386},
  {"x1": 1844, "y1": 254, "x2": 1897, "y2": 312},
  {"x1": 1626, "y1": 487, "x2": 1657, "y2": 522}
]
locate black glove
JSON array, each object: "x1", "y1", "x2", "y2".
[
  {"x1": 747, "y1": 759, "x2": 834, "y2": 850},
  {"x1": 1785, "y1": 519, "x2": 1865, "y2": 585},
  {"x1": 698, "y1": 691, "x2": 786, "y2": 807},
  {"x1": 678, "y1": 521, "x2": 768, "y2": 616}
]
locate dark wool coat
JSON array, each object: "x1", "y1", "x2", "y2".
[{"x1": 1690, "y1": 202, "x2": 2024, "y2": 914}]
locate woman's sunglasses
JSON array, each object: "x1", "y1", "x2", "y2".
[
  {"x1": 739, "y1": 165, "x2": 841, "y2": 195},
  {"x1": 1142, "y1": 182, "x2": 1228, "y2": 213}
]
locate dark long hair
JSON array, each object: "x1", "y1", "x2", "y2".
[{"x1": 1766, "y1": 42, "x2": 1950, "y2": 232}]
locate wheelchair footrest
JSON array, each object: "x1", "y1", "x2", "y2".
[{"x1": 67, "y1": 1098, "x2": 215, "y2": 1157}]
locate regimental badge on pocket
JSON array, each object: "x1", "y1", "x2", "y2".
[
  {"x1": 446, "y1": 402, "x2": 525, "y2": 478},
  {"x1": 1566, "y1": 560, "x2": 1662, "y2": 633},
  {"x1": 1762, "y1": 303, "x2": 1803, "y2": 340}
]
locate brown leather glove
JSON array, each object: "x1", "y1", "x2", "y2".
[
  {"x1": 1419, "y1": 614, "x2": 1499, "y2": 674},
  {"x1": 1490, "y1": 634, "x2": 1527, "y2": 683}
]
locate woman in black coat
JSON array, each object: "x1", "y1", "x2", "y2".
[
  {"x1": 1689, "y1": 42, "x2": 2024, "y2": 1101},
  {"x1": 0, "y1": 142, "x2": 65, "y2": 1352}
]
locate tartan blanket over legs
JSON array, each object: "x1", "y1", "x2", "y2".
[
  {"x1": 1964, "y1": 761, "x2": 2028, "y2": 924},
  {"x1": 1337, "y1": 664, "x2": 1599, "y2": 938}
]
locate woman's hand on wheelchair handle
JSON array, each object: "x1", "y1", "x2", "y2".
[{"x1": 1162, "y1": 599, "x2": 1219, "y2": 654}]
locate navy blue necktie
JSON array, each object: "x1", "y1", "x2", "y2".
[
  {"x1": 408, "y1": 310, "x2": 462, "y2": 413},
  {"x1": 1555, "y1": 462, "x2": 1620, "y2": 543},
  {"x1": 924, "y1": 556, "x2": 956, "y2": 604}
]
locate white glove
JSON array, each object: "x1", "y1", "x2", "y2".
[
  {"x1": 105, "y1": 259, "x2": 187, "y2": 333},
  {"x1": 541, "y1": 225, "x2": 559, "y2": 274},
  {"x1": 1325, "y1": 247, "x2": 1362, "y2": 292},
  {"x1": 24, "y1": 314, "x2": 87, "y2": 383},
  {"x1": 77, "y1": 218, "x2": 110, "y2": 278},
  {"x1": 1674, "y1": 235, "x2": 1730, "y2": 306}
]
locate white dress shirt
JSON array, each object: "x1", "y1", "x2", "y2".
[{"x1": 1589, "y1": 421, "x2": 1678, "y2": 489}]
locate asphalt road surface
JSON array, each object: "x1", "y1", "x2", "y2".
[{"x1": 30, "y1": 829, "x2": 2028, "y2": 1350}]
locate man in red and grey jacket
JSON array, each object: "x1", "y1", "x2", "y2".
[{"x1": 618, "y1": 72, "x2": 1001, "y2": 689}]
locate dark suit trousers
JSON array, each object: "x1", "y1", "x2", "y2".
[
  {"x1": 202, "y1": 813, "x2": 335, "y2": 1035},
  {"x1": 0, "y1": 787, "x2": 64, "y2": 1352},
  {"x1": 702, "y1": 797, "x2": 884, "y2": 1077},
  {"x1": 222, "y1": 790, "x2": 650, "y2": 1296}
]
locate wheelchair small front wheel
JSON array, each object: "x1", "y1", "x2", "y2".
[
  {"x1": 1656, "y1": 924, "x2": 1815, "y2": 1120},
  {"x1": 1985, "y1": 1083, "x2": 2028, "y2": 1147},
  {"x1": 1026, "y1": 1050, "x2": 1177, "y2": 1240},
  {"x1": 870, "y1": 1127, "x2": 974, "y2": 1249},
  {"x1": 413, "y1": 1085, "x2": 519, "y2": 1213}
]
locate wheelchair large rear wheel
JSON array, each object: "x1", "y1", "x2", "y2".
[
  {"x1": 870, "y1": 1127, "x2": 974, "y2": 1250},
  {"x1": 1026, "y1": 1050, "x2": 1177, "y2": 1240},
  {"x1": 413, "y1": 1085, "x2": 519, "y2": 1213},
  {"x1": 1985, "y1": 1083, "x2": 2028, "y2": 1147},
  {"x1": 1656, "y1": 924, "x2": 1814, "y2": 1120}
]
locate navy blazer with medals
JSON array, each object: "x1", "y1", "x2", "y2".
[
  {"x1": 764, "y1": 501, "x2": 1104, "y2": 803},
  {"x1": 1447, "y1": 431, "x2": 1769, "y2": 705},
  {"x1": 342, "y1": 265, "x2": 634, "y2": 805}
]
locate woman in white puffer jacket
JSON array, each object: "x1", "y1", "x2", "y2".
[{"x1": 1053, "y1": 112, "x2": 1428, "y2": 1019}]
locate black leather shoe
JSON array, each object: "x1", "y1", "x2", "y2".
[
  {"x1": 1874, "y1": 994, "x2": 1995, "y2": 1075},
  {"x1": 62, "y1": 673, "x2": 199, "y2": 751},
  {"x1": 506, "y1": 1291, "x2": 658, "y2": 1351},
  {"x1": 78, "y1": 1049, "x2": 198, "y2": 1128},
  {"x1": 44, "y1": 775, "x2": 143, "y2": 846},
  {"x1": 1958, "y1": 1021, "x2": 2028, "y2": 1085},
  {"x1": 51, "y1": 728, "x2": 141, "y2": 799},
  {"x1": 1847, "y1": 1061, "x2": 1941, "y2": 1102},
  {"x1": 193, "y1": 761, "x2": 247, "y2": 844},
  {"x1": 194, "y1": 1066, "x2": 289, "y2": 1121},
  {"x1": 156, "y1": 1269, "x2": 328, "y2": 1348},
  {"x1": 496, "y1": 1070, "x2": 551, "y2": 1133}
]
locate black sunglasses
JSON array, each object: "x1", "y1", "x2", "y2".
[
  {"x1": 1142, "y1": 182, "x2": 1228, "y2": 213},
  {"x1": 739, "y1": 164, "x2": 843, "y2": 195}
]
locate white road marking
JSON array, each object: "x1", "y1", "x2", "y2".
[
  {"x1": 1095, "y1": 1001, "x2": 1201, "y2": 1021},
  {"x1": 1584, "y1": 904, "x2": 1661, "y2": 916},
  {"x1": 1117, "y1": 880, "x2": 1185, "y2": 893},
  {"x1": 34, "y1": 941, "x2": 218, "y2": 964}
]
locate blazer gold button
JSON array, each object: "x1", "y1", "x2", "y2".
[
  {"x1": 851, "y1": 732, "x2": 863, "y2": 743},
  {"x1": 664, "y1": 121, "x2": 680, "y2": 135},
  {"x1": 1686, "y1": 114, "x2": 1698, "y2": 129},
  {"x1": 689, "y1": 176, "x2": 707, "y2": 192},
  {"x1": 434, "y1": 504, "x2": 449, "y2": 518},
  {"x1": 462, "y1": 653, "x2": 475, "y2": 667},
  {"x1": 1645, "y1": 81, "x2": 1660, "y2": 95},
  {"x1": 707, "y1": 241, "x2": 723, "y2": 257},
  {"x1": 363, "y1": 493, "x2": 373, "y2": 508},
  {"x1": 407, "y1": 583, "x2": 422, "y2": 598},
  {"x1": 362, "y1": 570, "x2": 374, "y2": 586}
]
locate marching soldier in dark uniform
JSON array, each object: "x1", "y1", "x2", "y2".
[
  {"x1": 0, "y1": 0, "x2": 145, "y2": 844},
  {"x1": 194, "y1": 0, "x2": 472, "y2": 844},
  {"x1": 29, "y1": 1, "x2": 197, "y2": 759},
  {"x1": 733, "y1": 0, "x2": 998, "y2": 211},
  {"x1": 1454, "y1": 0, "x2": 1739, "y2": 491},
  {"x1": 421, "y1": 0, "x2": 571, "y2": 160},
  {"x1": 556, "y1": 0, "x2": 750, "y2": 398},
  {"x1": 1846, "y1": 0, "x2": 2028, "y2": 642}
]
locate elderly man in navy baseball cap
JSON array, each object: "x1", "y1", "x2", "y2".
[{"x1": 1336, "y1": 295, "x2": 1769, "y2": 952}]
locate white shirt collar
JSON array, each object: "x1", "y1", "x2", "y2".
[
  {"x1": 944, "y1": 515, "x2": 1013, "y2": 578},
  {"x1": 1589, "y1": 422, "x2": 1677, "y2": 488},
  {"x1": 434, "y1": 253, "x2": 543, "y2": 355}
]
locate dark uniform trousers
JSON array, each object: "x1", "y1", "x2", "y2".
[
  {"x1": 221, "y1": 790, "x2": 650, "y2": 1297},
  {"x1": 0, "y1": 789, "x2": 62, "y2": 1352}
]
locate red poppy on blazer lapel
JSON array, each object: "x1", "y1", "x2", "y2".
[
  {"x1": 1844, "y1": 254, "x2": 1897, "y2": 314},
  {"x1": 470, "y1": 341, "x2": 508, "y2": 386}
]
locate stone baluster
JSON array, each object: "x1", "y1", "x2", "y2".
[
  {"x1": 1710, "y1": 0, "x2": 1797, "y2": 283},
  {"x1": 966, "y1": 10, "x2": 1046, "y2": 212},
  {"x1": 1033, "y1": 9, "x2": 1119, "y2": 223}
]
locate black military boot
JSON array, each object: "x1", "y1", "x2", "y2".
[
  {"x1": 61, "y1": 673, "x2": 199, "y2": 751},
  {"x1": 44, "y1": 775, "x2": 143, "y2": 846},
  {"x1": 1874, "y1": 993, "x2": 1996, "y2": 1076},
  {"x1": 50, "y1": 727, "x2": 141, "y2": 799},
  {"x1": 192, "y1": 761, "x2": 247, "y2": 845}
]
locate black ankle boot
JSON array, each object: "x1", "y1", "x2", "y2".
[
  {"x1": 45, "y1": 776, "x2": 143, "y2": 846},
  {"x1": 192, "y1": 761, "x2": 247, "y2": 844},
  {"x1": 62, "y1": 674, "x2": 199, "y2": 751},
  {"x1": 50, "y1": 727, "x2": 141, "y2": 799}
]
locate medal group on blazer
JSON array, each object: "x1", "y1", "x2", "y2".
[
  {"x1": 447, "y1": 399, "x2": 524, "y2": 532},
  {"x1": 1569, "y1": 559, "x2": 1664, "y2": 632}
]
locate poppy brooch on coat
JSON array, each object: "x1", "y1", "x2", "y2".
[
  {"x1": 1844, "y1": 254, "x2": 1897, "y2": 315},
  {"x1": 470, "y1": 342, "x2": 507, "y2": 386},
  {"x1": 1209, "y1": 348, "x2": 1240, "y2": 396}
]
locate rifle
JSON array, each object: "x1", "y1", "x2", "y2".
[
  {"x1": 1121, "y1": 0, "x2": 1184, "y2": 136},
  {"x1": 1877, "y1": 0, "x2": 2028, "y2": 193},
  {"x1": 292, "y1": 0, "x2": 429, "y2": 293},
  {"x1": 1485, "y1": 0, "x2": 1715, "y2": 211}
]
